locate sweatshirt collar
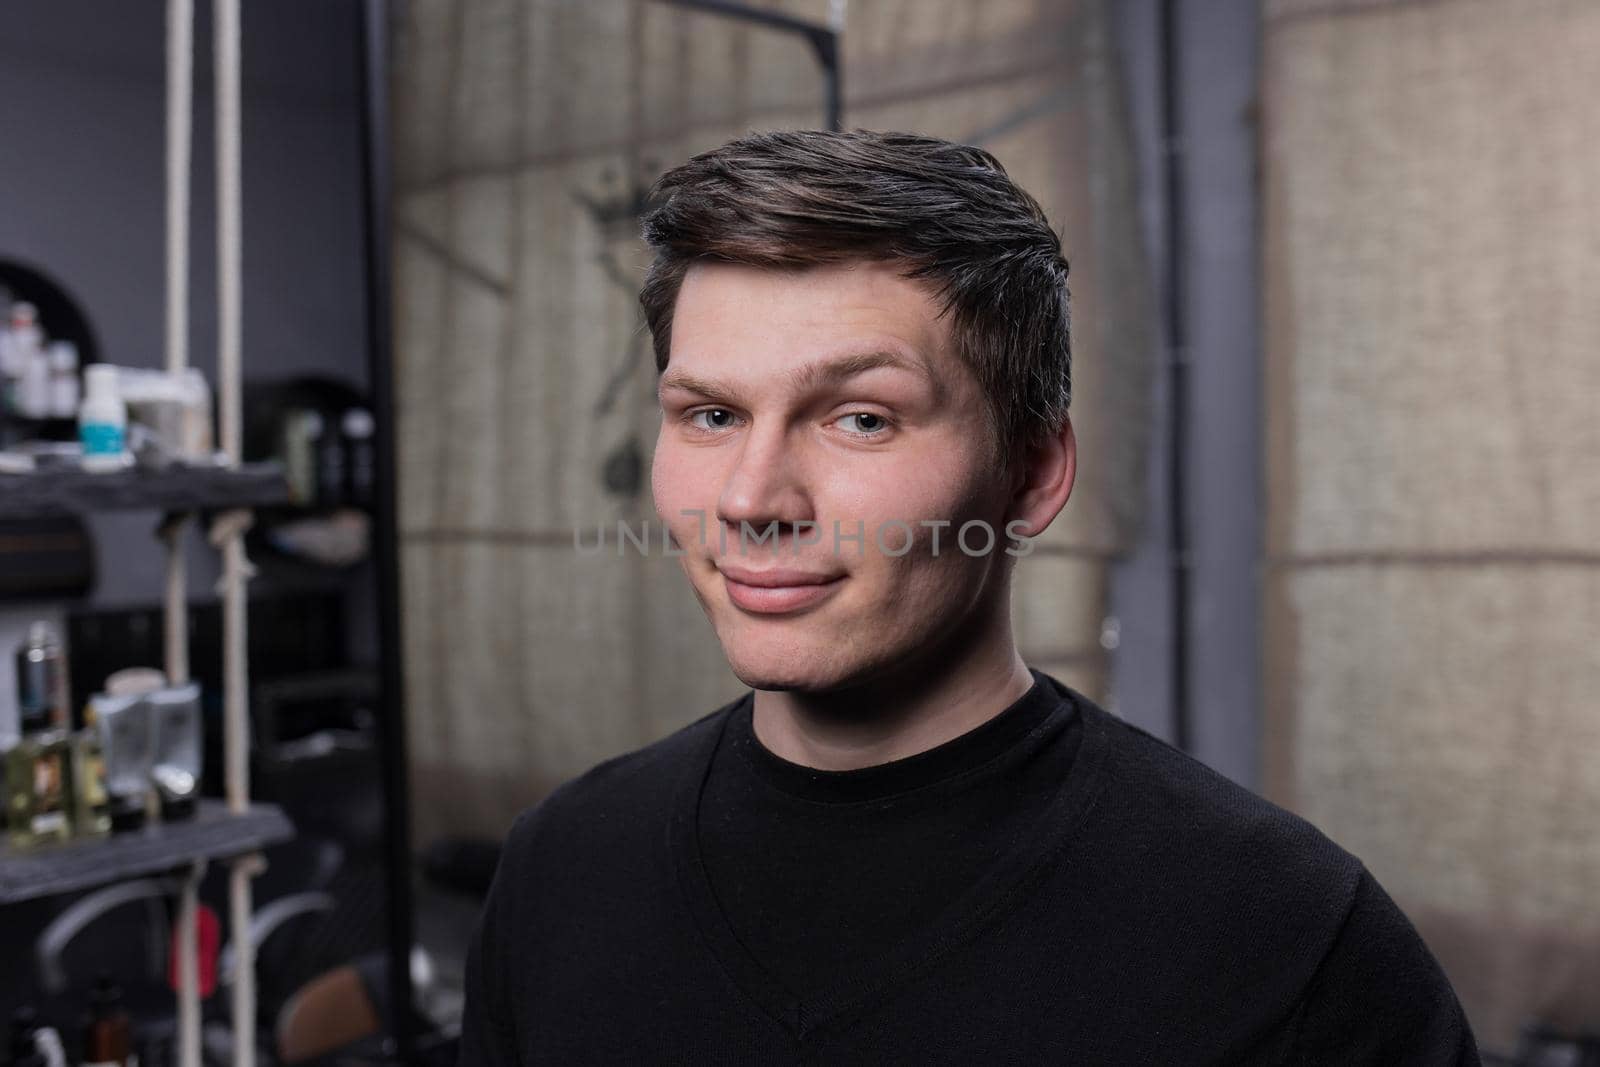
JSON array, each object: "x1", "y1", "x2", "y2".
[{"x1": 727, "y1": 667, "x2": 1063, "y2": 804}]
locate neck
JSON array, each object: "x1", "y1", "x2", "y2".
[{"x1": 750, "y1": 599, "x2": 1033, "y2": 772}]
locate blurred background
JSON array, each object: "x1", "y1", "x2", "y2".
[{"x1": 0, "y1": 0, "x2": 1595, "y2": 1063}]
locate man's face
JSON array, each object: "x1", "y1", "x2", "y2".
[{"x1": 652, "y1": 260, "x2": 1016, "y2": 693}]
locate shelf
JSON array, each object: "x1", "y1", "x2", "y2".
[
  {"x1": 0, "y1": 800, "x2": 294, "y2": 905},
  {"x1": 0, "y1": 461, "x2": 290, "y2": 520}
]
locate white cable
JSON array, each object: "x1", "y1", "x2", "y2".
[
  {"x1": 163, "y1": 0, "x2": 194, "y2": 690},
  {"x1": 167, "y1": 10, "x2": 201, "y2": 1065},
  {"x1": 216, "y1": 0, "x2": 242, "y2": 466},
  {"x1": 222, "y1": 533, "x2": 255, "y2": 1061},
  {"x1": 206, "y1": 508, "x2": 254, "y2": 819},
  {"x1": 211, "y1": 43, "x2": 254, "y2": 1061},
  {"x1": 177, "y1": 861, "x2": 204, "y2": 1067},
  {"x1": 160, "y1": 513, "x2": 190, "y2": 684},
  {"x1": 166, "y1": 0, "x2": 192, "y2": 377},
  {"x1": 228, "y1": 854, "x2": 264, "y2": 1067},
  {"x1": 213, "y1": 4, "x2": 256, "y2": 1065},
  {"x1": 212, "y1": 0, "x2": 247, "y2": 816}
]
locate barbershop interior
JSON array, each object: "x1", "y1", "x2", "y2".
[{"x1": 1, "y1": 0, "x2": 1595, "y2": 1064}]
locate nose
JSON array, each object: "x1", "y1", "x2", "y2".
[{"x1": 716, "y1": 425, "x2": 813, "y2": 539}]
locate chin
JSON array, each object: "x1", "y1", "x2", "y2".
[
  {"x1": 717, "y1": 632, "x2": 869, "y2": 693},
  {"x1": 723, "y1": 652, "x2": 837, "y2": 693}
]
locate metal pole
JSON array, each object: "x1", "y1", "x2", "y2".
[
  {"x1": 1158, "y1": 0, "x2": 1192, "y2": 753},
  {"x1": 176, "y1": 860, "x2": 205, "y2": 1067}
]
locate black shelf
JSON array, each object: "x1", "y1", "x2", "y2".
[
  {"x1": 0, "y1": 462, "x2": 290, "y2": 520},
  {"x1": 0, "y1": 799, "x2": 294, "y2": 905}
]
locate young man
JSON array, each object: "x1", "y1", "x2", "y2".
[{"x1": 458, "y1": 130, "x2": 1479, "y2": 1064}]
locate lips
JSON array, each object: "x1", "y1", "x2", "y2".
[
  {"x1": 717, "y1": 564, "x2": 840, "y2": 588},
  {"x1": 716, "y1": 563, "x2": 845, "y2": 615}
]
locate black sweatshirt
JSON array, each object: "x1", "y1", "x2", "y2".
[{"x1": 459, "y1": 671, "x2": 1479, "y2": 1065}]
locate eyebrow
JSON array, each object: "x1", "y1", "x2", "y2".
[{"x1": 657, "y1": 348, "x2": 941, "y2": 404}]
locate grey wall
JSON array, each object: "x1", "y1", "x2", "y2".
[
  {"x1": 0, "y1": 0, "x2": 371, "y2": 739},
  {"x1": 1109, "y1": 0, "x2": 1263, "y2": 789}
]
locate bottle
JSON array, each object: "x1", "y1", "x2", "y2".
[
  {"x1": 18, "y1": 333, "x2": 52, "y2": 419},
  {"x1": 48, "y1": 341, "x2": 79, "y2": 419},
  {"x1": 7, "y1": 624, "x2": 75, "y2": 848},
  {"x1": 148, "y1": 683, "x2": 201, "y2": 820},
  {"x1": 88, "y1": 692, "x2": 153, "y2": 832},
  {"x1": 82, "y1": 974, "x2": 134, "y2": 1067},
  {"x1": 0, "y1": 302, "x2": 36, "y2": 371},
  {"x1": 5, "y1": 709, "x2": 74, "y2": 849},
  {"x1": 79, "y1": 365, "x2": 131, "y2": 472},
  {"x1": 16, "y1": 622, "x2": 70, "y2": 730},
  {"x1": 71, "y1": 727, "x2": 111, "y2": 840},
  {"x1": 283, "y1": 409, "x2": 321, "y2": 506},
  {"x1": 316, "y1": 410, "x2": 346, "y2": 508},
  {"x1": 1, "y1": 302, "x2": 43, "y2": 415},
  {"x1": 342, "y1": 407, "x2": 375, "y2": 508}
]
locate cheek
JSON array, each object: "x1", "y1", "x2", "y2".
[
  {"x1": 819, "y1": 448, "x2": 994, "y2": 531},
  {"x1": 651, "y1": 437, "x2": 701, "y2": 517},
  {"x1": 652, "y1": 439, "x2": 728, "y2": 557},
  {"x1": 818, "y1": 443, "x2": 1004, "y2": 597}
]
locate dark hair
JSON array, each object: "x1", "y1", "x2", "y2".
[{"x1": 638, "y1": 129, "x2": 1071, "y2": 462}]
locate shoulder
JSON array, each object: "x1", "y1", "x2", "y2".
[
  {"x1": 1287, "y1": 867, "x2": 1479, "y2": 1062},
  {"x1": 1066, "y1": 691, "x2": 1476, "y2": 1058},
  {"x1": 1066, "y1": 691, "x2": 1367, "y2": 974},
  {"x1": 1077, "y1": 693, "x2": 1363, "y2": 899},
  {"x1": 499, "y1": 694, "x2": 741, "y2": 860}
]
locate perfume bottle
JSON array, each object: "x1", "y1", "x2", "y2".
[
  {"x1": 70, "y1": 726, "x2": 111, "y2": 840},
  {"x1": 148, "y1": 682, "x2": 202, "y2": 820},
  {"x1": 5, "y1": 703, "x2": 75, "y2": 849},
  {"x1": 88, "y1": 691, "x2": 154, "y2": 832},
  {"x1": 16, "y1": 621, "x2": 71, "y2": 729},
  {"x1": 7, "y1": 622, "x2": 79, "y2": 848},
  {"x1": 82, "y1": 973, "x2": 134, "y2": 1067}
]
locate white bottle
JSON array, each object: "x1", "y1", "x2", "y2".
[
  {"x1": 18, "y1": 336, "x2": 52, "y2": 419},
  {"x1": 78, "y1": 364, "x2": 130, "y2": 472},
  {"x1": 1, "y1": 301, "x2": 40, "y2": 378},
  {"x1": 3, "y1": 302, "x2": 44, "y2": 416},
  {"x1": 48, "y1": 341, "x2": 80, "y2": 418}
]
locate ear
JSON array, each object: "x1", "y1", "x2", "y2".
[{"x1": 1006, "y1": 417, "x2": 1076, "y2": 538}]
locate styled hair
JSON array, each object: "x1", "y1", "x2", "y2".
[{"x1": 637, "y1": 129, "x2": 1071, "y2": 462}]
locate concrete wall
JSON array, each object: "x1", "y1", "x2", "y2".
[{"x1": 1261, "y1": 0, "x2": 1600, "y2": 1048}]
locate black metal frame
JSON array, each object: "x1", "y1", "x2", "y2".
[
  {"x1": 357, "y1": 1, "x2": 418, "y2": 1061},
  {"x1": 651, "y1": 0, "x2": 843, "y2": 130},
  {"x1": 1158, "y1": 0, "x2": 1191, "y2": 755}
]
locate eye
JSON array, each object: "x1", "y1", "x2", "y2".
[
  {"x1": 688, "y1": 408, "x2": 739, "y2": 432},
  {"x1": 834, "y1": 412, "x2": 891, "y2": 436}
]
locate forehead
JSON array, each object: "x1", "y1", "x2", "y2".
[{"x1": 666, "y1": 260, "x2": 957, "y2": 384}]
